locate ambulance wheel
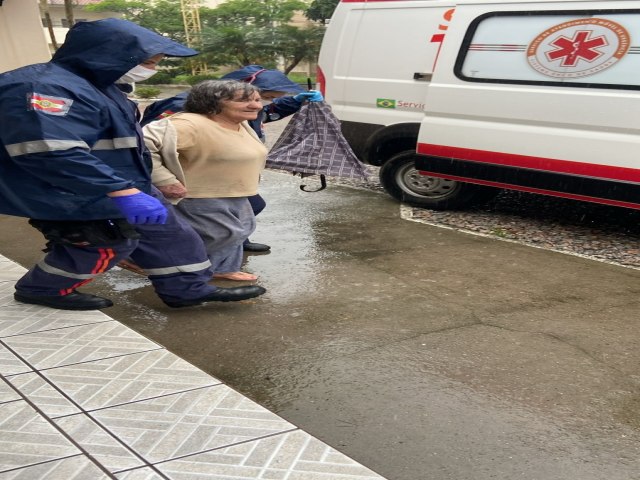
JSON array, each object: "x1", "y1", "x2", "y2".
[{"x1": 379, "y1": 151, "x2": 499, "y2": 210}]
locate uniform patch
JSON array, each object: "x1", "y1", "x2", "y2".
[
  {"x1": 28, "y1": 93, "x2": 73, "y2": 116},
  {"x1": 158, "y1": 110, "x2": 176, "y2": 119}
]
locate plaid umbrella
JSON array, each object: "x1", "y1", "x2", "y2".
[{"x1": 266, "y1": 102, "x2": 370, "y2": 190}]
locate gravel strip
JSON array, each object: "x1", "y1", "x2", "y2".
[{"x1": 403, "y1": 190, "x2": 640, "y2": 270}]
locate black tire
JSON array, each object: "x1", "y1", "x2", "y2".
[{"x1": 379, "y1": 151, "x2": 499, "y2": 210}]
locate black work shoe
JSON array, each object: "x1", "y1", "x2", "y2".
[
  {"x1": 163, "y1": 286, "x2": 267, "y2": 308},
  {"x1": 14, "y1": 291, "x2": 114, "y2": 311},
  {"x1": 243, "y1": 241, "x2": 271, "y2": 252}
]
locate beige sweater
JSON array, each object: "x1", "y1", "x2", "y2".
[{"x1": 143, "y1": 112, "x2": 267, "y2": 202}]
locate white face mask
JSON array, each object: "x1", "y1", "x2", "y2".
[{"x1": 116, "y1": 65, "x2": 158, "y2": 84}]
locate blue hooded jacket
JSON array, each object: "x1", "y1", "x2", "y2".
[
  {"x1": 0, "y1": 19, "x2": 196, "y2": 221},
  {"x1": 140, "y1": 65, "x2": 305, "y2": 139}
]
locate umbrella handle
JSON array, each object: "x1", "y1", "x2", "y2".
[{"x1": 300, "y1": 174, "x2": 327, "y2": 192}]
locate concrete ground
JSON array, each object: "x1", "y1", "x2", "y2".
[
  {"x1": 0, "y1": 253, "x2": 386, "y2": 479},
  {"x1": 1, "y1": 170, "x2": 640, "y2": 480}
]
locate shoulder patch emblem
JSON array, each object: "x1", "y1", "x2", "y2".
[
  {"x1": 28, "y1": 93, "x2": 73, "y2": 116},
  {"x1": 158, "y1": 110, "x2": 175, "y2": 119}
]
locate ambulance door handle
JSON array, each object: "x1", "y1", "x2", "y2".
[{"x1": 413, "y1": 72, "x2": 432, "y2": 81}]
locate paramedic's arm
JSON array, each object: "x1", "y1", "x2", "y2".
[
  {"x1": 0, "y1": 85, "x2": 134, "y2": 195},
  {"x1": 264, "y1": 96, "x2": 305, "y2": 122}
]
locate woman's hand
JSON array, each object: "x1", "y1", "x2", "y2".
[{"x1": 157, "y1": 182, "x2": 187, "y2": 199}]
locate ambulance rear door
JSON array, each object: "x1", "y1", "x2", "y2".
[{"x1": 416, "y1": 0, "x2": 640, "y2": 209}]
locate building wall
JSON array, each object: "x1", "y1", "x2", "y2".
[{"x1": 0, "y1": 0, "x2": 51, "y2": 74}]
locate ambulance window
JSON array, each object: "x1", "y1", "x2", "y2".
[{"x1": 454, "y1": 10, "x2": 640, "y2": 90}]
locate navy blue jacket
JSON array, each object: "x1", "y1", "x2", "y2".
[
  {"x1": 140, "y1": 65, "x2": 306, "y2": 139},
  {"x1": 0, "y1": 19, "x2": 195, "y2": 221}
]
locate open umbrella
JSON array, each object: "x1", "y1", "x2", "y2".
[{"x1": 266, "y1": 101, "x2": 370, "y2": 191}]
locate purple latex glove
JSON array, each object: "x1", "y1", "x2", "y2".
[{"x1": 110, "y1": 192, "x2": 168, "y2": 225}]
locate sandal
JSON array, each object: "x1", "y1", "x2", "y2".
[
  {"x1": 212, "y1": 271, "x2": 258, "y2": 281},
  {"x1": 117, "y1": 259, "x2": 146, "y2": 276}
]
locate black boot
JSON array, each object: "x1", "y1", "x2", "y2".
[
  {"x1": 14, "y1": 291, "x2": 114, "y2": 311},
  {"x1": 243, "y1": 240, "x2": 271, "y2": 252},
  {"x1": 163, "y1": 286, "x2": 266, "y2": 308}
]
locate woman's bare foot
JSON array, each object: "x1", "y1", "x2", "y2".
[{"x1": 212, "y1": 271, "x2": 258, "y2": 281}]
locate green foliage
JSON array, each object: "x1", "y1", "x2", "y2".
[
  {"x1": 200, "y1": 0, "x2": 307, "y2": 28},
  {"x1": 199, "y1": 24, "x2": 284, "y2": 68},
  {"x1": 305, "y1": 0, "x2": 339, "y2": 22},
  {"x1": 86, "y1": 0, "x2": 325, "y2": 73},
  {"x1": 134, "y1": 86, "x2": 162, "y2": 98},
  {"x1": 185, "y1": 74, "x2": 221, "y2": 85},
  {"x1": 172, "y1": 74, "x2": 192, "y2": 85},
  {"x1": 140, "y1": 71, "x2": 174, "y2": 85},
  {"x1": 277, "y1": 24, "x2": 326, "y2": 73},
  {"x1": 86, "y1": 0, "x2": 215, "y2": 44},
  {"x1": 84, "y1": 0, "x2": 147, "y2": 18},
  {"x1": 198, "y1": 0, "x2": 325, "y2": 70},
  {"x1": 288, "y1": 72, "x2": 316, "y2": 84}
]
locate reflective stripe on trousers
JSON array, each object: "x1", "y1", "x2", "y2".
[
  {"x1": 16, "y1": 242, "x2": 137, "y2": 296},
  {"x1": 16, "y1": 187, "x2": 216, "y2": 301}
]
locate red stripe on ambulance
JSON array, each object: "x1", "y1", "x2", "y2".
[{"x1": 417, "y1": 143, "x2": 640, "y2": 183}]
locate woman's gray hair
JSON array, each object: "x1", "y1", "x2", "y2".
[{"x1": 184, "y1": 80, "x2": 260, "y2": 115}]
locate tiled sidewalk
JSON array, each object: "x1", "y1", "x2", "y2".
[{"x1": 0, "y1": 254, "x2": 386, "y2": 479}]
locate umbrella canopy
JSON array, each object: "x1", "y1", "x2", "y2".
[{"x1": 266, "y1": 102, "x2": 370, "y2": 182}]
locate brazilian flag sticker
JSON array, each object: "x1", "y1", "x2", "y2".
[{"x1": 376, "y1": 98, "x2": 396, "y2": 109}]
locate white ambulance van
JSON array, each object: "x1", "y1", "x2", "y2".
[{"x1": 317, "y1": 0, "x2": 640, "y2": 210}]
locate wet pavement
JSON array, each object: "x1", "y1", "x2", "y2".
[
  {"x1": 1, "y1": 169, "x2": 640, "y2": 480},
  {"x1": 0, "y1": 254, "x2": 386, "y2": 480}
]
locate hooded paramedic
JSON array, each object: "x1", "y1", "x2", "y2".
[
  {"x1": 0, "y1": 18, "x2": 265, "y2": 310},
  {"x1": 140, "y1": 65, "x2": 323, "y2": 253}
]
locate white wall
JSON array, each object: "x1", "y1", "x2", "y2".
[{"x1": 0, "y1": 0, "x2": 51, "y2": 73}]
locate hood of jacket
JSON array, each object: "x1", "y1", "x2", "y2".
[
  {"x1": 51, "y1": 18, "x2": 197, "y2": 87},
  {"x1": 222, "y1": 65, "x2": 304, "y2": 94}
]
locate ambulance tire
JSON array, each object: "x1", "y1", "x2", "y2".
[{"x1": 379, "y1": 151, "x2": 499, "y2": 210}]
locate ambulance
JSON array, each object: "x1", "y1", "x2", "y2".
[{"x1": 317, "y1": 0, "x2": 640, "y2": 210}]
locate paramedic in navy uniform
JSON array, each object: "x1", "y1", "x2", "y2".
[{"x1": 0, "y1": 18, "x2": 265, "y2": 310}]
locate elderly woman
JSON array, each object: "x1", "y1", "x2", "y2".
[
  {"x1": 143, "y1": 80, "x2": 267, "y2": 281},
  {"x1": 140, "y1": 66, "x2": 323, "y2": 254}
]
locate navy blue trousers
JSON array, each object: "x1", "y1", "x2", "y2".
[{"x1": 15, "y1": 188, "x2": 216, "y2": 303}]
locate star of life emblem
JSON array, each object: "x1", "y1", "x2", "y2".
[{"x1": 527, "y1": 18, "x2": 630, "y2": 78}]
